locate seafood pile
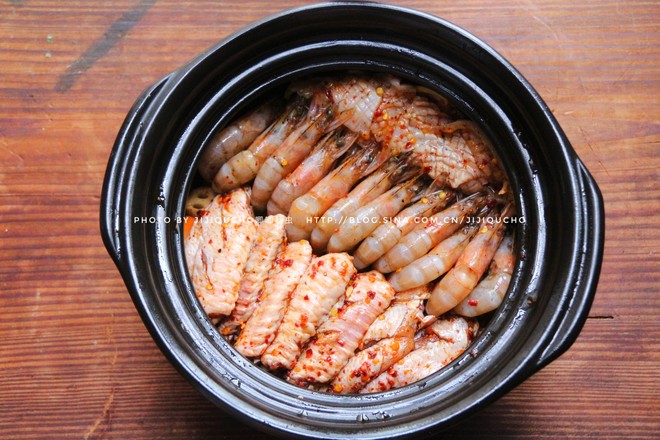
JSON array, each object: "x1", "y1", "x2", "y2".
[{"x1": 184, "y1": 74, "x2": 515, "y2": 393}]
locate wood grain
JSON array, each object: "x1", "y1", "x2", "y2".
[{"x1": 0, "y1": 0, "x2": 658, "y2": 438}]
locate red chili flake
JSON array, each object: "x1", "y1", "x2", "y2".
[
  {"x1": 282, "y1": 259, "x2": 293, "y2": 268},
  {"x1": 354, "y1": 361, "x2": 370, "y2": 378},
  {"x1": 317, "y1": 260, "x2": 325, "y2": 267},
  {"x1": 304, "y1": 295, "x2": 310, "y2": 301},
  {"x1": 468, "y1": 299, "x2": 479, "y2": 306},
  {"x1": 305, "y1": 349, "x2": 313, "y2": 358},
  {"x1": 300, "y1": 314, "x2": 308, "y2": 327},
  {"x1": 367, "y1": 290, "x2": 376, "y2": 300}
]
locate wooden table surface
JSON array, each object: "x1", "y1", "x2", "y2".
[{"x1": 1, "y1": 1, "x2": 658, "y2": 438}]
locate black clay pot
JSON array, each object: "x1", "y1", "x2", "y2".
[{"x1": 100, "y1": 2, "x2": 604, "y2": 438}]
